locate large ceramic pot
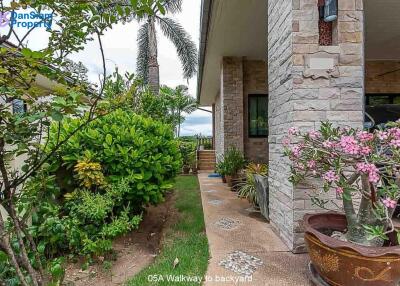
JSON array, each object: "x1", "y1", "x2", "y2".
[{"x1": 304, "y1": 213, "x2": 400, "y2": 286}]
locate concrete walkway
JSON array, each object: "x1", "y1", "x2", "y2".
[{"x1": 198, "y1": 172, "x2": 311, "y2": 286}]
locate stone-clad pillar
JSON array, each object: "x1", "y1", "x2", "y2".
[
  {"x1": 268, "y1": 0, "x2": 364, "y2": 253},
  {"x1": 221, "y1": 57, "x2": 244, "y2": 153}
]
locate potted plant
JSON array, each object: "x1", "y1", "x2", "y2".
[
  {"x1": 180, "y1": 141, "x2": 195, "y2": 175},
  {"x1": 237, "y1": 163, "x2": 269, "y2": 217},
  {"x1": 215, "y1": 156, "x2": 227, "y2": 183},
  {"x1": 224, "y1": 147, "x2": 246, "y2": 188},
  {"x1": 189, "y1": 152, "x2": 198, "y2": 174},
  {"x1": 284, "y1": 122, "x2": 400, "y2": 286}
]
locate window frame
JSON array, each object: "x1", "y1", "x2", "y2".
[
  {"x1": 248, "y1": 94, "x2": 268, "y2": 138},
  {"x1": 366, "y1": 93, "x2": 400, "y2": 106}
]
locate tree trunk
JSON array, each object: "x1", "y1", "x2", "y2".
[{"x1": 147, "y1": 16, "x2": 159, "y2": 95}]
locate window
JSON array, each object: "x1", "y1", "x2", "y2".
[
  {"x1": 248, "y1": 95, "x2": 268, "y2": 137},
  {"x1": 366, "y1": 94, "x2": 400, "y2": 106}
]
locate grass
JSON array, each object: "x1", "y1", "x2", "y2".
[{"x1": 126, "y1": 175, "x2": 209, "y2": 286}]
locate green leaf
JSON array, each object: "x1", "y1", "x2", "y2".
[
  {"x1": 157, "y1": 2, "x2": 166, "y2": 14},
  {"x1": 51, "y1": 111, "x2": 63, "y2": 122},
  {"x1": 105, "y1": 134, "x2": 113, "y2": 145}
]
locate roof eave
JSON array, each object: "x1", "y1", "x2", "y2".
[{"x1": 197, "y1": 0, "x2": 213, "y2": 104}]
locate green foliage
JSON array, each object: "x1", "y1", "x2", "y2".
[
  {"x1": 223, "y1": 147, "x2": 246, "y2": 176},
  {"x1": 179, "y1": 141, "x2": 196, "y2": 168},
  {"x1": 27, "y1": 110, "x2": 181, "y2": 258},
  {"x1": 237, "y1": 163, "x2": 268, "y2": 206}
]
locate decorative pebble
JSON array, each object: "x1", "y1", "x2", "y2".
[
  {"x1": 209, "y1": 199, "x2": 223, "y2": 206},
  {"x1": 215, "y1": 217, "x2": 240, "y2": 230},
  {"x1": 219, "y1": 251, "x2": 263, "y2": 276}
]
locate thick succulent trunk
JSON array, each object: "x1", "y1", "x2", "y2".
[
  {"x1": 147, "y1": 16, "x2": 159, "y2": 95},
  {"x1": 344, "y1": 174, "x2": 385, "y2": 246}
]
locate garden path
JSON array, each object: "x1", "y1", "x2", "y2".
[{"x1": 198, "y1": 172, "x2": 311, "y2": 286}]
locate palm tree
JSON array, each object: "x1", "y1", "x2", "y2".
[
  {"x1": 135, "y1": 0, "x2": 198, "y2": 94},
  {"x1": 160, "y1": 85, "x2": 197, "y2": 137}
]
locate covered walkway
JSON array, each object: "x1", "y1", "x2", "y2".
[{"x1": 198, "y1": 172, "x2": 311, "y2": 285}]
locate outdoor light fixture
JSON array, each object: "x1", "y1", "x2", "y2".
[{"x1": 324, "y1": 0, "x2": 338, "y2": 22}]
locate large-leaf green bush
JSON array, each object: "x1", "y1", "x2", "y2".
[{"x1": 29, "y1": 110, "x2": 181, "y2": 257}]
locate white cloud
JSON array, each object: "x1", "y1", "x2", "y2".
[{"x1": 9, "y1": 0, "x2": 211, "y2": 136}]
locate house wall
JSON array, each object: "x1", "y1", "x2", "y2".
[
  {"x1": 214, "y1": 91, "x2": 224, "y2": 160},
  {"x1": 366, "y1": 61, "x2": 400, "y2": 94},
  {"x1": 243, "y1": 60, "x2": 269, "y2": 164},
  {"x1": 268, "y1": 0, "x2": 364, "y2": 253},
  {"x1": 221, "y1": 57, "x2": 245, "y2": 153}
]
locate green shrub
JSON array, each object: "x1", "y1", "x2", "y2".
[{"x1": 28, "y1": 110, "x2": 181, "y2": 257}]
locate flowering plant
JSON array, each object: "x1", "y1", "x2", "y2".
[{"x1": 284, "y1": 122, "x2": 400, "y2": 246}]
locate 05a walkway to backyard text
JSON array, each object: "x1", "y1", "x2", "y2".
[{"x1": 198, "y1": 172, "x2": 311, "y2": 286}]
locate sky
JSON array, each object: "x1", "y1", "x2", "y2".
[{"x1": 9, "y1": 0, "x2": 212, "y2": 136}]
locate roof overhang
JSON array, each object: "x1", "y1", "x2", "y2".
[{"x1": 197, "y1": 0, "x2": 267, "y2": 106}]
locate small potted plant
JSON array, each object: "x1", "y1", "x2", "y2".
[
  {"x1": 237, "y1": 163, "x2": 269, "y2": 217},
  {"x1": 216, "y1": 156, "x2": 227, "y2": 183},
  {"x1": 189, "y1": 152, "x2": 198, "y2": 174},
  {"x1": 180, "y1": 141, "x2": 195, "y2": 175},
  {"x1": 284, "y1": 122, "x2": 400, "y2": 286},
  {"x1": 224, "y1": 147, "x2": 246, "y2": 188}
]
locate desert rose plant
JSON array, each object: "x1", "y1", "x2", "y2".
[{"x1": 284, "y1": 122, "x2": 400, "y2": 247}]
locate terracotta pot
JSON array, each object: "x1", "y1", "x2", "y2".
[
  {"x1": 222, "y1": 175, "x2": 227, "y2": 183},
  {"x1": 182, "y1": 166, "x2": 190, "y2": 174},
  {"x1": 191, "y1": 167, "x2": 198, "y2": 174},
  {"x1": 304, "y1": 213, "x2": 400, "y2": 286},
  {"x1": 225, "y1": 175, "x2": 233, "y2": 187}
]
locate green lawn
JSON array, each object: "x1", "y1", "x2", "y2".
[{"x1": 126, "y1": 175, "x2": 209, "y2": 286}]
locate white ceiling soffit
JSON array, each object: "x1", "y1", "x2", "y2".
[
  {"x1": 199, "y1": 0, "x2": 267, "y2": 106},
  {"x1": 365, "y1": 0, "x2": 400, "y2": 60}
]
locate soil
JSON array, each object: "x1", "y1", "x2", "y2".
[{"x1": 63, "y1": 192, "x2": 176, "y2": 286}]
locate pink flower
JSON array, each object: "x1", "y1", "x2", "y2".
[
  {"x1": 382, "y1": 198, "x2": 397, "y2": 209},
  {"x1": 308, "y1": 131, "x2": 320, "y2": 139},
  {"x1": 360, "y1": 146, "x2": 372, "y2": 155},
  {"x1": 291, "y1": 145, "x2": 303, "y2": 157},
  {"x1": 389, "y1": 128, "x2": 400, "y2": 139},
  {"x1": 356, "y1": 131, "x2": 374, "y2": 143},
  {"x1": 390, "y1": 139, "x2": 400, "y2": 148},
  {"x1": 307, "y1": 160, "x2": 316, "y2": 169},
  {"x1": 322, "y1": 140, "x2": 335, "y2": 148},
  {"x1": 323, "y1": 170, "x2": 339, "y2": 183},
  {"x1": 356, "y1": 162, "x2": 380, "y2": 183},
  {"x1": 288, "y1": 127, "x2": 299, "y2": 136},
  {"x1": 336, "y1": 187, "x2": 344, "y2": 195},
  {"x1": 282, "y1": 137, "x2": 290, "y2": 146},
  {"x1": 340, "y1": 135, "x2": 360, "y2": 155},
  {"x1": 377, "y1": 131, "x2": 388, "y2": 141}
]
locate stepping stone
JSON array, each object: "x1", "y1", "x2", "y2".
[
  {"x1": 208, "y1": 199, "x2": 223, "y2": 206},
  {"x1": 202, "y1": 189, "x2": 217, "y2": 193},
  {"x1": 219, "y1": 251, "x2": 263, "y2": 276},
  {"x1": 215, "y1": 217, "x2": 240, "y2": 230}
]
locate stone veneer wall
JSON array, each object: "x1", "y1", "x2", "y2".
[
  {"x1": 221, "y1": 57, "x2": 244, "y2": 153},
  {"x1": 214, "y1": 92, "x2": 224, "y2": 160},
  {"x1": 268, "y1": 0, "x2": 364, "y2": 253},
  {"x1": 366, "y1": 61, "x2": 400, "y2": 94},
  {"x1": 243, "y1": 60, "x2": 269, "y2": 164}
]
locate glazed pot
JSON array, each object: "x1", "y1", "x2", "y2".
[{"x1": 304, "y1": 213, "x2": 400, "y2": 286}]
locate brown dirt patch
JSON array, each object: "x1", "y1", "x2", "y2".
[{"x1": 63, "y1": 192, "x2": 175, "y2": 286}]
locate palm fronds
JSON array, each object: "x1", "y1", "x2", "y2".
[
  {"x1": 137, "y1": 22, "x2": 150, "y2": 83},
  {"x1": 158, "y1": 17, "x2": 198, "y2": 79},
  {"x1": 163, "y1": 0, "x2": 183, "y2": 14}
]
